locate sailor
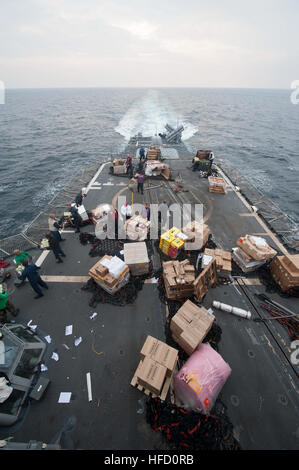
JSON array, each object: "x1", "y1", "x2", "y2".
[
  {"x1": 13, "y1": 249, "x2": 32, "y2": 266},
  {"x1": 45, "y1": 233, "x2": 66, "y2": 263},
  {"x1": 120, "y1": 201, "x2": 132, "y2": 220},
  {"x1": 136, "y1": 172, "x2": 145, "y2": 195},
  {"x1": 75, "y1": 188, "x2": 87, "y2": 207},
  {"x1": 48, "y1": 213, "x2": 65, "y2": 242},
  {"x1": 142, "y1": 203, "x2": 150, "y2": 220},
  {"x1": 0, "y1": 283, "x2": 19, "y2": 322},
  {"x1": 18, "y1": 260, "x2": 48, "y2": 299},
  {"x1": 138, "y1": 158, "x2": 145, "y2": 173},
  {"x1": 67, "y1": 204, "x2": 82, "y2": 233},
  {"x1": 192, "y1": 155, "x2": 200, "y2": 171},
  {"x1": 139, "y1": 147, "x2": 145, "y2": 160}
]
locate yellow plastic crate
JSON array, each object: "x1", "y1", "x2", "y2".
[
  {"x1": 168, "y1": 227, "x2": 180, "y2": 237},
  {"x1": 171, "y1": 238, "x2": 184, "y2": 250}
]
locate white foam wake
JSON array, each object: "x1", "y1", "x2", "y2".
[{"x1": 115, "y1": 90, "x2": 198, "y2": 141}]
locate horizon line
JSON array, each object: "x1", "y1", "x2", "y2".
[{"x1": 4, "y1": 86, "x2": 291, "y2": 91}]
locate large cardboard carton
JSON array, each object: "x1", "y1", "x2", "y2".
[
  {"x1": 137, "y1": 356, "x2": 167, "y2": 395},
  {"x1": 124, "y1": 242, "x2": 150, "y2": 276},
  {"x1": 170, "y1": 300, "x2": 215, "y2": 355}
]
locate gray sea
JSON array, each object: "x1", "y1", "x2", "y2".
[{"x1": 0, "y1": 87, "x2": 298, "y2": 239}]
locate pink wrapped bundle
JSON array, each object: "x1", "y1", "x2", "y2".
[{"x1": 174, "y1": 343, "x2": 231, "y2": 414}]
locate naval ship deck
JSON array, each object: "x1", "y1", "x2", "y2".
[{"x1": 1, "y1": 145, "x2": 298, "y2": 450}]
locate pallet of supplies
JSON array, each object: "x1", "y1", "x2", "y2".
[
  {"x1": 145, "y1": 160, "x2": 170, "y2": 180},
  {"x1": 204, "y1": 248, "x2": 232, "y2": 277},
  {"x1": 182, "y1": 221, "x2": 210, "y2": 251},
  {"x1": 124, "y1": 215, "x2": 151, "y2": 241},
  {"x1": 170, "y1": 300, "x2": 215, "y2": 356},
  {"x1": 89, "y1": 255, "x2": 130, "y2": 294},
  {"x1": 237, "y1": 235, "x2": 277, "y2": 261},
  {"x1": 174, "y1": 343, "x2": 231, "y2": 414},
  {"x1": 131, "y1": 335, "x2": 178, "y2": 400},
  {"x1": 163, "y1": 260, "x2": 195, "y2": 300},
  {"x1": 232, "y1": 247, "x2": 267, "y2": 273},
  {"x1": 147, "y1": 147, "x2": 161, "y2": 160},
  {"x1": 113, "y1": 158, "x2": 127, "y2": 174},
  {"x1": 123, "y1": 242, "x2": 150, "y2": 276},
  {"x1": 208, "y1": 176, "x2": 227, "y2": 194},
  {"x1": 270, "y1": 254, "x2": 299, "y2": 292}
]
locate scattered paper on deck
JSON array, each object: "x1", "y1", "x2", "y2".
[
  {"x1": 58, "y1": 392, "x2": 72, "y2": 403},
  {"x1": 65, "y1": 325, "x2": 73, "y2": 336}
]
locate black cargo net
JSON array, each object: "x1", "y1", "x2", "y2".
[{"x1": 146, "y1": 397, "x2": 241, "y2": 451}]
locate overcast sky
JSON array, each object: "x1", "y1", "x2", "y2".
[{"x1": 0, "y1": 0, "x2": 298, "y2": 88}]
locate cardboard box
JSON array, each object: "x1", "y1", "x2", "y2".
[
  {"x1": 170, "y1": 300, "x2": 215, "y2": 355},
  {"x1": 124, "y1": 242, "x2": 150, "y2": 276},
  {"x1": 136, "y1": 356, "x2": 167, "y2": 395}
]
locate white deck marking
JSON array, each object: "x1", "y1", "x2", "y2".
[
  {"x1": 35, "y1": 250, "x2": 50, "y2": 267},
  {"x1": 86, "y1": 162, "x2": 109, "y2": 192}
]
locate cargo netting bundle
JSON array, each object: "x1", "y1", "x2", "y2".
[
  {"x1": 81, "y1": 277, "x2": 144, "y2": 307},
  {"x1": 146, "y1": 397, "x2": 241, "y2": 451}
]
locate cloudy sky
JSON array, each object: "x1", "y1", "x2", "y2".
[{"x1": 0, "y1": 0, "x2": 298, "y2": 88}]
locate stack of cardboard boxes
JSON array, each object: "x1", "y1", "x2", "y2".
[
  {"x1": 270, "y1": 254, "x2": 299, "y2": 292},
  {"x1": 89, "y1": 255, "x2": 130, "y2": 294},
  {"x1": 131, "y1": 335, "x2": 178, "y2": 399},
  {"x1": 146, "y1": 147, "x2": 161, "y2": 160},
  {"x1": 123, "y1": 242, "x2": 150, "y2": 276},
  {"x1": 182, "y1": 221, "x2": 210, "y2": 251},
  {"x1": 163, "y1": 260, "x2": 196, "y2": 300},
  {"x1": 208, "y1": 176, "x2": 227, "y2": 194},
  {"x1": 124, "y1": 215, "x2": 151, "y2": 241},
  {"x1": 170, "y1": 300, "x2": 215, "y2": 356},
  {"x1": 113, "y1": 159, "x2": 127, "y2": 174},
  {"x1": 204, "y1": 248, "x2": 232, "y2": 278},
  {"x1": 232, "y1": 235, "x2": 277, "y2": 273}
]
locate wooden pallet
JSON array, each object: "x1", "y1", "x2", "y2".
[
  {"x1": 130, "y1": 359, "x2": 173, "y2": 402},
  {"x1": 209, "y1": 187, "x2": 226, "y2": 194}
]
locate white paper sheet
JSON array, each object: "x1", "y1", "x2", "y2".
[
  {"x1": 65, "y1": 325, "x2": 73, "y2": 336},
  {"x1": 58, "y1": 392, "x2": 72, "y2": 403}
]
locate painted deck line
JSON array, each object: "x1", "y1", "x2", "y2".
[
  {"x1": 86, "y1": 162, "x2": 108, "y2": 192},
  {"x1": 35, "y1": 250, "x2": 50, "y2": 267},
  {"x1": 41, "y1": 275, "x2": 89, "y2": 282}
]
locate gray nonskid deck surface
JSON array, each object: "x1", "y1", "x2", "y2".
[{"x1": 2, "y1": 149, "x2": 299, "y2": 450}]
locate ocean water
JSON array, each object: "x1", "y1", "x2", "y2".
[{"x1": 0, "y1": 87, "x2": 298, "y2": 239}]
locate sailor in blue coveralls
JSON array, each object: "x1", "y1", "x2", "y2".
[{"x1": 18, "y1": 259, "x2": 48, "y2": 299}]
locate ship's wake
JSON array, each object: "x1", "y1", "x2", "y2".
[{"x1": 115, "y1": 89, "x2": 198, "y2": 142}]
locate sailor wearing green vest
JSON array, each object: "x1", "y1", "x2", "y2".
[
  {"x1": 13, "y1": 249, "x2": 32, "y2": 266},
  {"x1": 0, "y1": 283, "x2": 19, "y2": 323}
]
